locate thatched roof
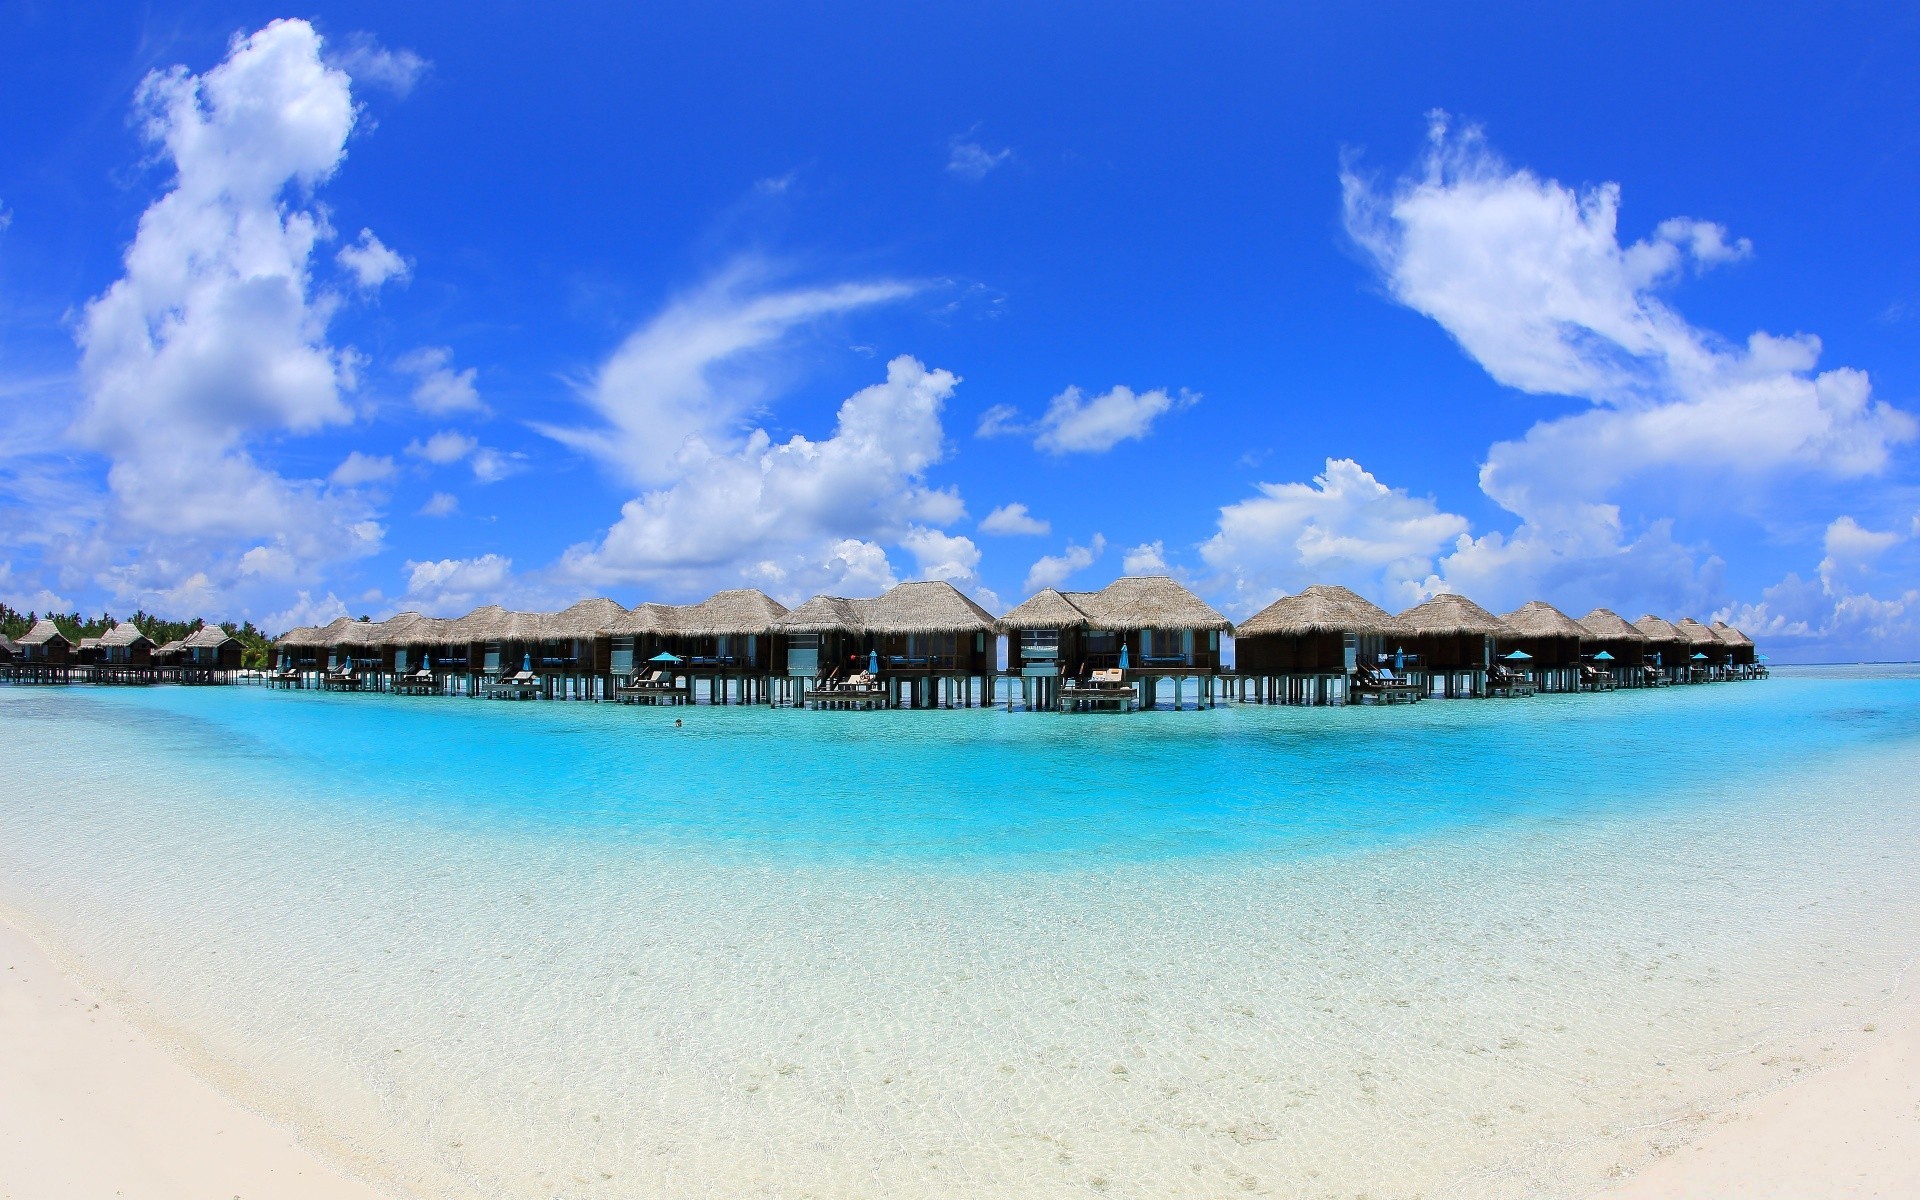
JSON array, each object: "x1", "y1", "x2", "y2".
[
  {"x1": 864, "y1": 581, "x2": 997, "y2": 635},
  {"x1": 665, "y1": 588, "x2": 789, "y2": 636},
  {"x1": 998, "y1": 588, "x2": 1089, "y2": 632},
  {"x1": 1632, "y1": 614, "x2": 1686, "y2": 643},
  {"x1": 1576, "y1": 608, "x2": 1646, "y2": 641},
  {"x1": 1501, "y1": 601, "x2": 1588, "y2": 640},
  {"x1": 772, "y1": 582, "x2": 995, "y2": 637},
  {"x1": 19, "y1": 618, "x2": 70, "y2": 647},
  {"x1": 1674, "y1": 617, "x2": 1721, "y2": 646},
  {"x1": 772, "y1": 595, "x2": 868, "y2": 635},
  {"x1": 543, "y1": 598, "x2": 628, "y2": 639},
  {"x1": 183, "y1": 626, "x2": 236, "y2": 650},
  {"x1": 1710, "y1": 620, "x2": 1754, "y2": 647},
  {"x1": 0, "y1": 633, "x2": 16, "y2": 655},
  {"x1": 1060, "y1": 576, "x2": 1231, "y2": 633},
  {"x1": 78, "y1": 636, "x2": 103, "y2": 651},
  {"x1": 99, "y1": 623, "x2": 151, "y2": 649},
  {"x1": 1235, "y1": 584, "x2": 1396, "y2": 638},
  {"x1": 155, "y1": 638, "x2": 186, "y2": 656},
  {"x1": 1393, "y1": 593, "x2": 1511, "y2": 637}
]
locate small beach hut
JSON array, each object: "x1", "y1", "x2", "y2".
[
  {"x1": 539, "y1": 598, "x2": 626, "y2": 697},
  {"x1": 17, "y1": 618, "x2": 72, "y2": 665},
  {"x1": 154, "y1": 637, "x2": 189, "y2": 668},
  {"x1": 0, "y1": 632, "x2": 16, "y2": 664},
  {"x1": 1498, "y1": 602, "x2": 1588, "y2": 693},
  {"x1": 1574, "y1": 608, "x2": 1648, "y2": 686},
  {"x1": 1389, "y1": 594, "x2": 1512, "y2": 698},
  {"x1": 1631, "y1": 615, "x2": 1688, "y2": 684},
  {"x1": 1232, "y1": 584, "x2": 1397, "y2": 705}
]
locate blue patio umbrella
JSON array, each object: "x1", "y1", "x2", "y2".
[
  {"x1": 423, "y1": 654, "x2": 433, "y2": 672},
  {"x1": 1118, "y1": 642, "x2": 1130, "y2": 670},
  {"x1": 1593, "y1": 650, "x2": 1614, "y2": 661},
  {"x1": 523, "y1": 653, "x2": 532, "y2": 671},
  {"x1": 1690, "y1": 652, "x2": 1708, "y2": 661},
  {"x1": 1759, "y1": 654, "x2": 1770, "y2": 662},
  {"x1": 648, "y1": 652, "x2": 682, "y2": 664},
  {"x1": 1393, "y1": 647, "x2": 1404, "y2": 672},
  {"x1": 1502, "y1": 649, "x2": 1532, "y2": 660},
  {"x1": 868, "y1": 648, "x2": 879, "y2": 675}
]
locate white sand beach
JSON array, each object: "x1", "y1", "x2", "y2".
[
  {"x1": 3, "y1": 909, "x2": 1916, "y2": 1200},
  {"x1": 0, "y1": 916, "x2": 390, "y2": 1200}
]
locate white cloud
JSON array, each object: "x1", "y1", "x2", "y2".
[
  {"x1": 902, "y1": 526, "x2": 983, "y2": 586},
  {"x1": 327, "y1": 34, "x2": 428, "y2": 97},
  {"x1": 539, "y1": 264, "x2": 915, "y2": 487},
  {"x1": 407, "y1": 430, "x2": 477, "y2": 465},
  {"x1": 329, "y1": 451, "x2": 396, "y2": 486},
  {"x1": 336, "y1": 228, "x2": 409, "y2": 290},
  {"x1": 1339, "y1": 113, "x2": 1917, "y2": 612},
  {"x1": 947, "y1": 137, "x2": 1012, "y2": 181},
  {"x1": 468, "y1": 447, "x2": 524, "y2": 483},
  {"x1": 262, "y1": 589, "x2": 347, "y2": 632},
  {"x1": 560, "y1": 355, "x2": 971, "y2": 602},
  {"x1": 400, "y1": 554, "x2": 513, "y2": 614},
  {"x1": 1122, "y1": 540, "x2": 1168, "y2": 575},
  {"x1": 60, "y1": 18, "x2": 386, "y2": 614},
  {"x1": 980, "y1": 502, "x2": 1050, "y2": 536},
  {"x1": 1199, "y1": 458, "x2": 1470, "y2": 613},
  {"x1": 1720, "y1": 516, "x2": 1920, "y2": 660},
  {"x1": 1032, "y1": 385, "x2": 1197, "y2": 454},
  {"x1": 975, "y1": 403, "x2": 1024, "y2": 439},
  {"x1": 397, "y1": 345, "x2": 484, "y2": 415},
  {"x1": 1023, "y1": 533, "x2": 1106, "y2": 594},
  {"x1": 1818, "y1": 514, "x2": 1901, "y2": 593},
  {"x1": 418, "y1": 491, "x2": 458, "y2": 517}
]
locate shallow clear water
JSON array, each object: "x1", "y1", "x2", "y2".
[{"x1": 3, "y1": 668, "x2": 1919, "y2": 1198}]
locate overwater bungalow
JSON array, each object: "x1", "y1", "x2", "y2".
[
  {"x1": 537, "y1": 598, "x2": 625, "y2": 699},
  {"x1": 10, "y1": 618, "x2": 73, "y2": 683},
  {"x1": 1674, "y1": 618, "x2": 1729, "y2": 681},
  {"x1": 1711, "y1": 621, "x2": 1761, "y2": 677},
  {"x1": 98, "y1": 622, "x2": 154, "y2": 667},
  {"x1": 181, "y1": 625, "x2": 242, "y2": 679},
  {"x1": 1388, "y1": 594, "x2": 1512, "y2": 698},
  {"x1": 154, "y1": 637, "x2": 189, "y2": 668},
  {"x1": 1574, "y1": 608, "x2": 1648, "y2": 687},
  {"x1": 0, "y1": 632, "x2": 16, "y2": 664},
  {"x1": 1000, "y1": 588, "x2": 1091, "y2": 711},
  {"x1": 775, "y1": 581, "x2": 996, "y2": 709},
  {"x1": 1499, "y1": 602, "x2": 1588, "y2": 693},
  {"x1": 76, "y1": 635, "x2": 104, "y2": 664},
  {"x1": 1231, "y1": 584, "x2": 1397, "y2": 705},
  {"x1": 1631, "y1": 615, "x2": 1689, "y2": 684},
  {"x1": 997, "y1": 576, "x2": 1229, "y2": 710}
]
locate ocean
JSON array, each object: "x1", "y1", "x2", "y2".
[{"x1": 3, "y1": 666, "x2": 1918, "y2": 1198}]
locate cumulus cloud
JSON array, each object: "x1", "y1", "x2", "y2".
[
  {"x1": 399, "y1": 553, "x2": 514, "y2": 614},
  {"x1": 1024, "y1": 533, "x2": 1106, "y2": 594},
  {"x1": 980, "y1": 502, "x2": 1050, "y2": 536},
  {"x1": 1122, "y1": 540, "x2": 1169, "y2": 575},
  {"x1": 329, "y1": 451, "x2": 397, "y2": 486},
  {"x1": 1199, "y1": 459, "x2": 1469, "y2": 613},
  {"x1": 397, "y1": 345, "x2": 484, "y2": 415},
  {"x1": 539, "y1": 264, "x2": 915, "y2": 487},
  {"x1": 263, "y1": 589, "x2": 347, "y2": 632},
  {"x1": 1338, "y1": 113, "x2": 1917, "y2": 611},
  {"x1": 327, "y1": 33, "x2": 428, "y2": 96},
  {"x1": 976, "y1": 385, "x2": 1198, "y2": 455},
  {"x1": 560, "y1": 355, "x2": 972, "y2": 602},
  {"x1": 418, "y1": 491, "x2": 458, "y2": 517},
  {"x1": 336, "y1": 228, "x2": 409, "y2": 290},
  {"x1": 62, "y1": 18, "x2": 390, "y2": 614},
  {"x1": 407, "y1": 430, "x2": 477, "y2": 465}
]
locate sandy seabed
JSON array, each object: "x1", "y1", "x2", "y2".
[{"x1": 5, "y1": 908, "x2": 1917, "y2": 1200}]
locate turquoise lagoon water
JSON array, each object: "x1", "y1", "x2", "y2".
[{"x1": 3, "y1": 668, "x2": 1920, "y2": 1198}]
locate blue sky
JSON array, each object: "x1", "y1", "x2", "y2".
[{"x1": 3, "y1": 3, "x2": 1918, "y2": 660}]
